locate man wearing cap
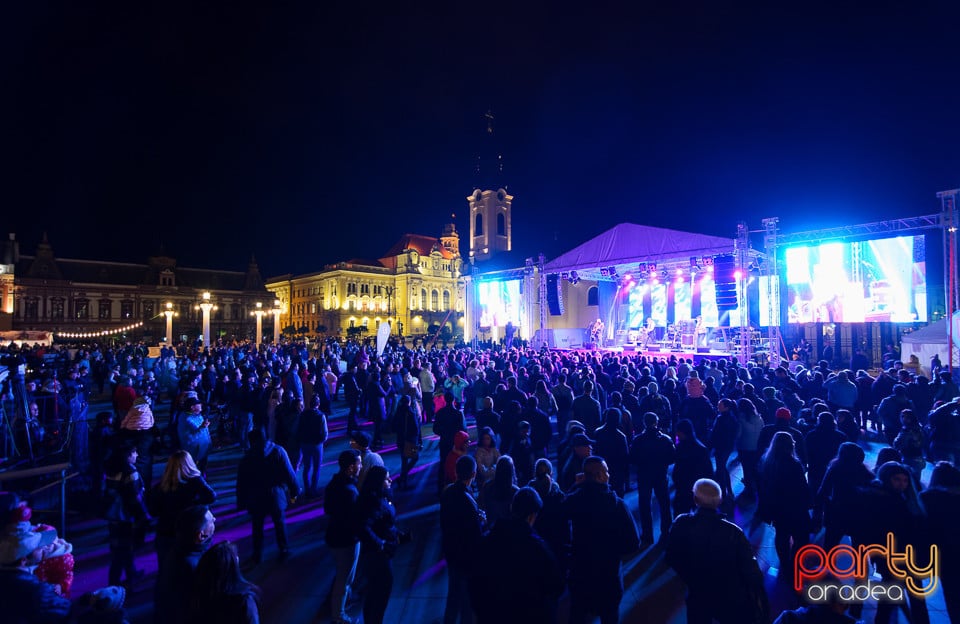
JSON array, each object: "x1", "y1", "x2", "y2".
[
  {"x1": 559, "y1": 433, "x2": 594, "y2": 492},
  {"x1": 757, "y1": 407, "x2": 806, "y2": 461},
  {"x1": 666, "y1": 479, "x2": 768, "y2": 624}
]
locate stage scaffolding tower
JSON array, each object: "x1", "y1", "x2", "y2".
[
  {"x1": 536, "y1": 254, "x2": 547, "y2": 350},
  {"x1": 736, "y1": 222, "x2": 752, "y2": 363},
  {"x1": 938, "y1": 189, "x2": 959, "y2": 370},
  {"x1": 762, "y1": 218, "x2": 781, "y2": 367}
]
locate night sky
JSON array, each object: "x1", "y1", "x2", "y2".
[{"x1": 5, "y1": 3, "x2": 960, "y2": 279}]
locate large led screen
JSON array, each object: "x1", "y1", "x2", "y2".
[
  {"x1": 477, "y1": 280, "x2": 522, "y2": 328},
  {"x1": 784, "y1": 235, "x2": 926, "y2": 323}
]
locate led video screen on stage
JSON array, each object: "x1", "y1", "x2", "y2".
[
  {"x1": 784, "y1": 235, "x2": 927, "y2": 323},
  {"x1": 477, "y1": 280, "x2": 522, "y2": 327}
]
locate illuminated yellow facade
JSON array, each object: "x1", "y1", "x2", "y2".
[{"x1": 265, "y1": 224, "x2": 466, "y2": 339}]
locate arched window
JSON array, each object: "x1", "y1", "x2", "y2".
[
  {"x1": 442, "y1": 290, "x2": 450, "y2": 310},
  {"x1": 431, "y1": 290, "x2": 439, "y2": 310},
  {"x1": 420, "y1": 288, "x2": 427, "y2": 310},
  {"x1": 475, "y1": 213, "x2": 483, "y2": 236},
  {"x1": 497, "y1": 213, "x2": 505, "y2": 235},
  {"x1": 587, "y1": 286, "x2": 599, "y2": 306}
]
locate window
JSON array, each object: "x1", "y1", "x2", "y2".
[
  {"x1": 143, "y1": 300, "x2": 155, "y2": 319},
  {"x1": 360, "y1": 284, "x2": 370, "y2": 296},
  {"x1": 431, "y1": 290, "x2": 439, "y2": 310},
  {"x1": 229, "y1": 303, "x2": 239, "y2": 320},
  {"x1": 160, "y1": 270, "x2": 175, "y2": 287},
  {"x1": 475, "y1": 213, "x2": 483, "y2": 236},
  {"x1": 121, "y1": 300, "x2": 134, "y2": 319},
  {"x1": 588, "y1": 286, "x2": 599, "y2": 306},
  {"x1": 373, "y1": 285, "x2": 382, "y2": 296},
  {"x1": 51, "y1": 298, "x2": 65, "y2": 320},
  {"x1": 347, "y1": 283, "x2": 358, "y2": 295},
  {"x1": 497, "y1": 213, "x2": 505, "y2": 236},
  {"x1": 311, "y1": 303, "x2": 317, "y2": 314},
  {"x1": 442, "y1": 290, "x2": 450, "y2": 310},
  {"x1": 99, "y1": 300, "x2": 112, "y2": 320},
  {"x1": 75, "y1": 299, "x2": 89, "y2": 320},
  {"x1": 180, "y1": 301, "x2": 192, "y2": 320},
  {"x1": 24, "y1": 297, "x2": 38, "y2": 320},
  {"x1": 420, "y1": 288, "x2": 427, "y2": 310}
]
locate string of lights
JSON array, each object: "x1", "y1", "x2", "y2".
[{"x1": 56, "y1": 321, "x2": 144, "y2": 339}]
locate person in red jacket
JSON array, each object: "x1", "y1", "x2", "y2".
[{"x1": 444, "y1": 430, "x2": 471, "y2": 486}]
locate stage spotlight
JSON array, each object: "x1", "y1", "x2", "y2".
[
  {"x1": 689, "y1": 256, "x2": 699, "y2": 268},
  {"x1": 706, "y1": 264, "x2": 714, "y2": 272},
  {"x1": 734, "y1": 269, "x2": 743, "y2": 280},
  {"x1": 600, "y1": 268, "x2": 609, "y2": 277},
  {"x1": 661, "y1": 270, "x2": 668, "y2": 279},
  {"x1": 675, "y1": 268, "x2": 683, "y2": 276},
  {"x1": 702, "y1": 256, "x2": 714, "y2": 266}
]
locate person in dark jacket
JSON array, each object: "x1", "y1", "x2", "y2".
[
  {"x1": 356, "y1": 465, "x2": 400, "y2": 624},
  {"x1": 803, "y1": 413, "x2": 847, "y2": 498},
  {"x1": 709, "y1": 399, "x2": 740, "y2": 501},
  {"x1": 236, "y1": 428, "x2": 300, "y2": 566},
  {"x1": 325, "y1": 449, "x2": 362, "y2": 624},
  {"x1": 296, "y1": 394, "x2": 329, "y2": 498},
  {"x1": 630, "y1": 412, "x2": 675, "y2": 545},
  {"x1": 666, "y1": 479, "x2": 769, "y2": 624},
  {"x1": 148, "y1": 450, "x2": 216, "y2": 572},
  {"x1": 594, "y1": 408, "x2": 630, "y2": 497},
  {"x1": 338, "y1": 364, "x2": 362, "y2": 432},
  {"x1": 471, "y1": 487, "x2": 564, "y2": 624},
  {"x1": 757, "y1": 432, "x2": 810, "y2": 582},
  {"x1": 101, "y1": 440, "x2": 149, "y2": 586},
  {"x1": 850, "y1": 462, "x2": 929, "y2": 624},
  {"x1": 920, "y1": 461, "x2": 960, "y2": 623},
  {"x1": 563, "y1": 456, "x2": 639, "y2": 624},
  {"x1": 440, "y1": 455, "x2": 485, "y2": 624},
  {"x1": 528, "y1": 458, "x2": 570, "y2": 573},
  {"x1": 524, "y1": 395, "x2": 553, "y2": 459},
  {"x1": 571, "y1": 380, "x2": 602, "y2": 435},
  {"x1": 189, "y1": 540, "x2": 261, "y2": 624},
  {"x1": 876, "y1": 383, "x2": 915, "y2": 444},
  {"x1": 365, "y1": 372, "x2": 389, "y2": 449},
  {"x1": 154, "y1": 504, "x2": 216, "y2": 624},
  {"x1": 816, "y1": 442, "x2": 874, "y2": 549},
  {"x1": 393, "y1": 395, "x2": 422, "y2": 490},
  {"x1": 434, "y1": 392, "x2": 467, "y2": 493},
  {"x1": 672, "y1": 419, "x2": 714, "y2": 518},
  {"x1": 560, "y1": 433, "x2": 594, "y2": 492}
]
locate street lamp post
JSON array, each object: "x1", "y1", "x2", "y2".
[
  {"x1": 198, "y1": 292, "x2": 216, "y2": 347},
  {"x1": 163, "y1": 301, "x2": 176, "y2": 345},
  {"x1": 272, "y1": 299, "x2": 283, "y2": 344},
  {"x1": 252, "y1": 301, "x2": 267, "y2": 346}
]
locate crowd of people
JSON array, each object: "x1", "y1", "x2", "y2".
[{"x1": 2, "y1": 336, "x2": 960, "y2": 623}]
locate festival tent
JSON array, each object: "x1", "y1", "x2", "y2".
[
  {"x1": 541, "y1": 223, "x2": 738, "y2": 340},
  {"x1": 900, "y1": 320, "x2": 958, "y2": 377},
  {"x1": 542, "y1": 223, "x2": 737, "y2": 280}
]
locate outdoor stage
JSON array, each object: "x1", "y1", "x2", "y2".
[{"x1": 554, "y1": 344, "x2": 740, "y2": 363}]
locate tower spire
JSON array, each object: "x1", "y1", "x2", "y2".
[{"x1": 474, "y1": 108, "x2": 504, "y2": 191}]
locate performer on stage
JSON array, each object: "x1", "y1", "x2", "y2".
[
  {"x1": 695, "y1": 315, "x2": 707, "y2": 347},
  {"x1": 504, "y1": 321, "x2": 516, "y2": 348},
  {"x1": 590, "y1": 318, "x2": 605, "y2": 348},
  {"x1": 644, "y1": 318, "x2": 657, "y2": 347}
]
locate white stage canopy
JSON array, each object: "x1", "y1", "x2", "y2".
[{"x1": 542, "y1": 222, "x2": 737, "y2": 280}]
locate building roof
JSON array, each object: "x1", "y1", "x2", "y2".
[{"x1": 381, "y1": 234, "x2": 454, "y2": 260}]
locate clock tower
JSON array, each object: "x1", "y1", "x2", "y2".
[{"x1": 468, "y1": 110, "x2": 512, "y2": 262}]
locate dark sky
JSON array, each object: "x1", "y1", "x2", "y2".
[{"x1": 5, "y1": 2, "x2": 960, "y2": 279}]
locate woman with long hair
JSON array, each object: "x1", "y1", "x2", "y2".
[
  {"x1": 736, "y1": 397, "x2": 764, "y2": 492},
  {"x1": 479, "y1": 455, "x2": 519, "y2": 527},
  {"x1": 190, "y1": 541, "x2": 261, "y2": 624},
  {"x1": 473, "y1": 426, "x2": 500, "y2": 490},
  {"x1": 816, "y1": 442, "x2": 873, "y2": 549},
  {"x1": 148, "y1": 450, "x2": 217, "y2": 571},
  {"x1": 101, "y1": 440, "x2": 149, "y2": 586},
  {"x1": 357, "y1": 465, "x2": 400, "y2": 624},
  {"x1": 757, "y1": 431, "x2": 810, "y2": 581}
]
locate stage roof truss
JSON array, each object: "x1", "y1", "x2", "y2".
[{"x1": 774, "y1": 214, "x2": 942, "y2": 247}]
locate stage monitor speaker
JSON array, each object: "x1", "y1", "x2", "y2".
[
  {"x1": 546, "y1": 274, "x2": 563, "y2": 316},
  {"x1": 647, "y1": 346, "x2": 661, "y2": 352},
  {"x1": 697, "y1": 347, "x2": 711, "y2": 353},
  {"x1": 584, "y1": 342, "x2": 596, "y2": 350},
  {"x1": 681, "y1": 333, "x2": 695, "y2": 348}
]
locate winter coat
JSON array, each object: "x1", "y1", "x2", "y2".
[{"x1": 236, "y1": 440, "x2": 300, "y2": 514}]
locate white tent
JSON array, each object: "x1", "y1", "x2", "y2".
[{"x1": 900, "y1": 320, "x2": 959, "y2": 377}]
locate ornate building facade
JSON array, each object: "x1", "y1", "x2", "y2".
[
  {"x1": 0, "y1": 233, "x2": 276, "y2": 343},
  {"x1": 265, "y1": 223, "x2": 465, "y2": 340}
]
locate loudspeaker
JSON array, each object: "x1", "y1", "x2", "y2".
[
  {"x1": 584, "y1": 342, "x2": 596, "y2": 350},
  {"x1": 546, "y1": 274, "x2": 563, "y2": 316},
  {"x1": 714, "y1": 254, "x2": 738, "y2": 313},
  {"x1": 697, "y1": 347, "x2": 711, "y2": 353},
  {"x1": 647, "y1": 346, "x2": 661, "y2": 352}
]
